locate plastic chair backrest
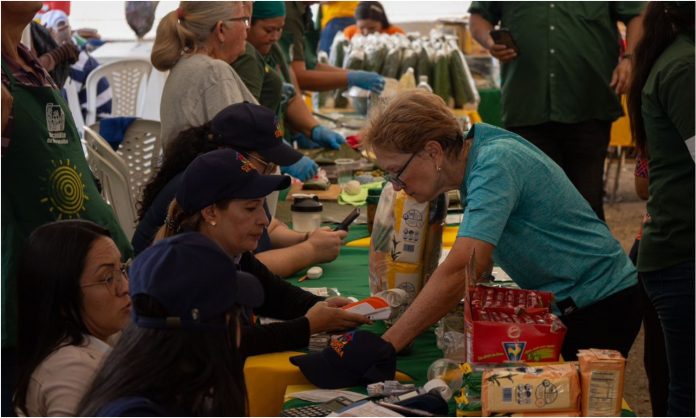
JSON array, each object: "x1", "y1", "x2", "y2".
[
  {"x1": 83, "y1": 126, "x2": 137, "y2": 239},
  {"x1": 64, "y1": 77, "x2": 85, "y2": 137},
  {"x1": 90, "y1": 120, "x2": 161, "y2": 204},
  {"x1": 85, "y1": 59, "x2": 152, "y2": 125}
]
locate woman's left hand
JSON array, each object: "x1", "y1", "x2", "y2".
[{"x1": 610, "y1": 57, "x2": 632, "y2": 95}]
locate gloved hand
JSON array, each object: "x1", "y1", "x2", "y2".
[
  {"x1": 311, "y1": 125, "x2": 345, "y2": 150},
  {"x1": 281, "y1": 156, "x2": 318, "y2": 181},
  {"x1": 295, "y1": 132, "x2": 322, "y2": 149},
  {"x1": 279, "y1": 82, "x2": 296, "y2": 110},
  {"x1": 347, "y1": 70, "x2": 385, "y2": 93}
]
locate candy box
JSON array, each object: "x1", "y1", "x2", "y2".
[{"x1": 464, "y1": 285, "x2": 567, "y2": 364}]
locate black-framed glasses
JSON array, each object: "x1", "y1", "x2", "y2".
[
  {"x1": 212, "y1": 16, "x2": 251, "y2": 31},
  {"x1": 384, "y1": 152, "x2": 418, "y2": 189},
  {"x1": 245, "y1": 153, "x2": 277, "y2": 175},
  {"x1": 81, "y1": 261, "x2": 130, "y2": 296}
]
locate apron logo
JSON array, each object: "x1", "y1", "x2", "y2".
[
  {"x1": 40, "y1": 159, "x2": 88, "y2": 219},
  {"x1": 45, "y1": 103, "x2": 68, "y2": 144}
]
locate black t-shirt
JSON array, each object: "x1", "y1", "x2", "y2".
[{"x1": 131, "y1": 173, "x2": 183, "y2": 256}]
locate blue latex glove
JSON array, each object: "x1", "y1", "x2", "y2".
[
  {"x1": 311, "y1": 125, "x2": 345, "y2": 150},
  {"x1": 281, "y1": 156, "x2": 319, "y2": 181},
  {"x1": 295, "y1": 132, "x2": 322, "y2": 149},
  {"x1": 347, "y1": 70, "x2": 385, "y2": 93},
  {"x1": 279, "y1": 82, "x2": 296, "y2": 110}
]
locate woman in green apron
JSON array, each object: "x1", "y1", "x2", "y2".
[
  {"x1": 1, "y1": 5, "x2": 131, "y2": 412},
  {"x1": 232, "y1": 1, "x2": 346, "y2": 151}
]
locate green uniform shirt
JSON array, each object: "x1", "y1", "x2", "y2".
[
  {"x1": 233, "y1": 42, "x2": 284, "y2": 113},
  {"x1": 278, "y1": 1, "x2": 319, "y2": 69},
  {"x1": 638, "y1": 33, "x2": 695, "y2": 272},
  {"x1": 468, "y1": 1, "x2": 645, "y2": 128}
]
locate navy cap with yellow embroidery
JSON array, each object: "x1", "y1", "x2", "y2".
[
  {"x1": 176, "y1": 149, "x2": 291, "y2": 214},
  {"x1": 210, "y1": 102, "x2": 303, "y2": 167}
]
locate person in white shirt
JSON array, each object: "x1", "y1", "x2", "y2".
[{"x1": 13, "y1": 220, "x2": 131, "y2": 416}]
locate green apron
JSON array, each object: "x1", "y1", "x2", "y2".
[{"x1": 1, "y1": 61, "x2": 133, "y2": 348}]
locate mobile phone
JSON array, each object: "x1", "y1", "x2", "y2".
[
  {"x1": 281, "y1": 396, "x2": 353, "y2": 417},
  {"x1": 333, "y1": 208, "x2": 360, "y2": 231},
  {"x1": 490, "y1": 28, "x2": 519, "y2": 53}
]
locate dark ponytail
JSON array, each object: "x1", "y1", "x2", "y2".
[
  {"x1": 627, "y1": 1, "x2": 695, "y2": 155},
  {"x1": 137, "y1": 123, "x2": 216, "y2": 219}
]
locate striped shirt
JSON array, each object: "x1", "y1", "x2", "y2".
[{"x1": 68, "y1": 40, "x2": 112, "y2": 120}]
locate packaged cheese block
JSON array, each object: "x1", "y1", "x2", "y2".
[
  {"x1": 578, "y1": 349, "x2": 626, "y2": 416},
  {"x1": 481, "y1": 364, "x2": 581, "y2": 416}
]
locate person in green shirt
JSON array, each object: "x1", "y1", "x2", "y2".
[
  {"x1": 468, "y1": 2, "x2": 646, "y2": 221},
  {"x1": 232, "y1": 1, "x2": 346, "y2": 150},
  {"x1": 627, "y1": 3, "x2": 694, "y2": 416},
  {"x1": 278, "y1": 1, "x2": 385, "y2": 94}
]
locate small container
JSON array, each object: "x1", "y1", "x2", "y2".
[
  {"x1": 366, "y1": 186, "x2": 383, "y2": 233},
  {"x1": 334, "y1": 158, "x2": 355, "y2": 185},
  {"x1": 291, "y1": 195, "x2": 323, "y2": 233}
]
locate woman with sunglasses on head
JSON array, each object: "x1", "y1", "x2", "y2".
[
  {"x1": 13, "y1": 220, "x2": 131, "y2": 416},
  {"x1": 232, "y1": 1, "x2": 346, "y2": 151},
  {"x1": 362, "y1": 90, "x2": 641, "y2": 362},
  {"x1": 133, "y1": 103, "x2": 348, "y2": 278},
  {"x1": 154, "y1": 149, "x2": 370, "y2": 357},
  {"x1": 152, "y1": 1, "x2": 317, "y2": 180}
]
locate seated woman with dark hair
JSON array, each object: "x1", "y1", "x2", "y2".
[
  {"x1": 343, "y1": 1, "x2": 405, "y2": 40},
  {"x1": 133, "y1": 102, "x2": 348, "y2": 278},
  {"x1": 77, "y1": 233, "x2": 263, "y2": 416},
  {"x1": 13, "y1": 220, "x2": 131, "y2": 416}
]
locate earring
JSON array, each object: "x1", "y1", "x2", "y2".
[
  {"x1": 210, "y1": 221, "x2": 217, "y2": 227},
  {"x1": 436, "y1": 166, "x2": 442, "y2": 172}
]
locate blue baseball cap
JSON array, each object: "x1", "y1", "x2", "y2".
[
  {"x1": 210, "y1": 102, "x2": 303, "y2": 167},
  {"x1": 129, "y1": 232, "x2": 264, "y2": 330},
  {"x1": 290, "y1": 330, "x2": 396, "y2": 388},
  {"x1": 176, "y1": 148, "x2": 291, "y2": 214}
]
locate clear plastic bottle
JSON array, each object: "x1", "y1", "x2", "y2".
[{"x1": 417, "y1": 75, "x2": 434, "y2": 93}]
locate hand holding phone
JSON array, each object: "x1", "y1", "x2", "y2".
[
  {"x1": 489, "y1": 28, "x2": 519, "y2": 62},
  {"x1": 334, "y1": 208, "x2": 360, "y2": 231}
]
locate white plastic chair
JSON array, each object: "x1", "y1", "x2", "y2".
[
  {"x1": 83, "y1": 126, "x2": 137, "y2": 239},
  {"x1": 64, "y1": 78, "x2": 85, "y2": 136},
  {"x1": 84, "y1": 59, "x2": 152, "y2": 125},
  {"x1": 90, "y1": 119, "x2": 162, "y2": 202}
]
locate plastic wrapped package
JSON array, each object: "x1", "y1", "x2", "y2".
[
  {"x1": 368, "y1": 183, "x2": 445, "y2": 307},
  {"x1": 578, "y1": 349, "x2": 626, "y2": 417},
  {"x1": 449, "y1": 39, "x2": 480, "y2": 108},
  {"x1": 399, "y1": 48, "x2": 419, "y2": 79},
  {"x1": 364, "y1": 43, "x2": 388, "y2": 74},
  {"x1": 433, "y1": 47, "x2": 452, "y2": 104},
  {"x1": 382, "y1": 45, "x2": 402, "y2": 79},
  {"x1": 481, "y1": 364, "x2": 581, "y2": 416},
  {"x1": 328, "y1": 32, "x2": 349, "y2": 68}
]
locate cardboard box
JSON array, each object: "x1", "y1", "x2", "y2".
[{"x1": 464, "y1": 286, "x2": 567, "y2": 364}]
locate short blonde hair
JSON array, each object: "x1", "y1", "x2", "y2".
[
  {"x1": 151, "y1": 1, "x2": 245, "y2": 71},
  {"x1": 361, "y1": 90, "x2": 463, "y2": 155}
]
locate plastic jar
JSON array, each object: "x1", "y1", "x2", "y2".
[{"x1": 291, "y1": 195, "x2": 323, "y2": 233}]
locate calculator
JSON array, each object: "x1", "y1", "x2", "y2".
[{"x1": 281, "y1": 396, "x2": 353, "y2": 417}]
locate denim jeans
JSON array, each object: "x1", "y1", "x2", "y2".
[
  {"x1": 642, "y1": 260, "x2": 695, "y2": 417},
  {"x1": 319, "y1": 17, "x2": 356, "y2": 54}
]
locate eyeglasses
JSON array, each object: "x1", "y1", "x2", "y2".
[
  {"x1": 384, "y1": 152, "x2": 418, "y2": 189},
  {"x1": 213, "y1": 16, "x2": 251, "y2": 31},
  {"x1": 81, "y1": 262, "x2": 130, "y2": 296},
  {"x1": 245, "y1": 153, "x2": 277, "y2": 175}
]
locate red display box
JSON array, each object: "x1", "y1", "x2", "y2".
[{"x1": 464, "y1": 285, "x2": 567, "y2": 363}]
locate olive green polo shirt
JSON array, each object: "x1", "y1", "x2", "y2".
[
  {"x1": 232, "y1": 42, "x2": 284, "y2": 113},
  {"x1": 638, "y1": 33, "x2": 695, "y2": 272},
  {"x1": 278, "y1": 1, "x2": 319, "y2": 69},
  {"x1": 468, "y1": 1, "x2": 645, "y2": 128}
]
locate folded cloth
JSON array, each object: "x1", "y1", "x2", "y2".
[
  {"x1": 290, "y1": 330, "x2": 396, "y2": 389},
  {"x1": 99, "y1": 116, "x2": 137, "y2": 150},
  {"x1": 338, "y1": 181, "x2": 383, "y2": 206}
]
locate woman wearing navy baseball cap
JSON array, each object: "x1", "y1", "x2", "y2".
[
  {"x1": 134, "y1": 102, "x2": 347, "y2": 278},
  {"x1": 154, "y1": 149, "x2": 370, "y2": 357}
]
